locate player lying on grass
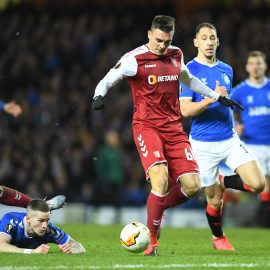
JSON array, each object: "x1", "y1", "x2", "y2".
[{"x1": 0, "y1": 199, "x2": 86, "y2": 254}]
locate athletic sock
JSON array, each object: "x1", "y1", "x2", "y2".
[
  {"x1": 223, "y1": 175, "x2": 253, "y2": 192},
  {"x1": 146, "y1": 191, "x2": 165, "y2": 244},
  {"x1": 206, "y1": 203, "x2": 223, "y2": 238},
  {"x1": 0, "y1": 186, "x2": 32, "y2": 208},
  {"x1": 164, "y1": 185, "x2": 189, "y2": 210},
  {"x1": 260, "y1": 192, "x2": 270, "y2": 202}
]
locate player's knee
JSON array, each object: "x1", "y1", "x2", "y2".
[
  {"x1": 208, "y1": 196, "x2": 223, "y2": 210},
  {"x1": 251, "y1": 180, "x2": 265, "y2": 193},
  {"x1": 149, "y1": 165, "x2": 169, "y2": 194},
  {"x1": 184, "y1": 182, "x2": 200, "y2": 197}
]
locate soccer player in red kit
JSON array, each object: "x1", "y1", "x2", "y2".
[{"x1": 92, "y1": 15, "x2": 242, "y2": 256}]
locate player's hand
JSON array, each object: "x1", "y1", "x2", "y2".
[
  {"x1": 32, "y1": 244, "x2": 50, "y2": 254},
  {"x1": 4, "y1": 101, "x2": 22, "y2": 117},
  {"x1": 214, "y1": 81, "x2": 227, "y2": 96},
  {"x1": 92, "y1": 95, "x2": 105, "y2": 110},
  {"x1": 58, "y1": 243, "x2": 72, "y2": 254},
  {"x1": 217, "y1": 95, "x2": 244, "y2": 111}
]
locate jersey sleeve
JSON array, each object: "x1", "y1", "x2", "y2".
[
  {"x1": 0, "y1": 213, "x2": 15, "y2": 239},
  {"x1": 46, "y1": 223, "x2": 70, "y2": 245},
  {"x1": 93, "y1": 54, "x2": 137, "y2": 98},
  {"x1": 179, "y1": 82, "x2": 194, "y2": 100}
]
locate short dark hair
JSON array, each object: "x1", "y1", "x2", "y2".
[
  {"x1": 27, "y1": 199, "x2": 50, "y2": 213},
  {"x1": 195, "y1": 22, "x2": 217, "y2": 36},
  {"x1": 150, "y1": 15, "x2": 175, "y2": 33},
  {"x1": 247, "y1": 50, "x2": 266, "y2": 62}
]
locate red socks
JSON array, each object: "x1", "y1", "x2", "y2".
[
  {"x1": 164, "y1": 185, "x2": 189, "y2": 209},
  {"x1": 260, "y1": 192, "x2": 270, "y2": 202},
  {"x1": 0, "y1": 186, "x2": 32, "y2": 208},
  {"x1": 146, "y1": 192, "x2": 165, "y2": 244}
]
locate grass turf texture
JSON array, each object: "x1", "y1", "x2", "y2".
[{"x1": 0, "y1": 224, "x2": 269, "y2": 270}]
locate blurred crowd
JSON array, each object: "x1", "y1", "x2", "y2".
[{"x1": 0, "y1": 1, "x2": 269, "y2": 206}]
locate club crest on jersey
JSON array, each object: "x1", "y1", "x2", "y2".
[
  {"x1": 222, "y1": 73, "x2": 230, "y2": 85},
  {"x1": 247, "y1": 95, "x2": 254, "y2": 103},
  {"x1": 171, "y1": 57, "x2": 177, "y2": 67}
]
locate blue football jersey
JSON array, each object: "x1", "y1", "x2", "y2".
[
  {"x1": 231, "y1": 78, "x2": 270, "y2": 145},
  {"x1": 179, "y1": 58, "x2": 235, "y2": 141},
  {"x1": 0, "y1": 212, "x2": 69, "y2": 249}
]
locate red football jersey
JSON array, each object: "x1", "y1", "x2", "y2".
[{"x1": 123, "y1": 45, "x2": 184, "y2": 132}]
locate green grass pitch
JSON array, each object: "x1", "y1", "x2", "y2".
[{"x1": 0, "y1": 224, "x2": 269, "y2": 270}]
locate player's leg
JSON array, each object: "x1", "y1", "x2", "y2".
[
  {"x1": 0, "y1": 185, "x2": 66, "y2": 210},
  {"x1": 233, "y1": 161, "x2": 265, "y2": 193},
  {"x1": 244, "y1": 144, "x2": 270, "y2": 226},
  {"x1": 0, "y1": 185, "x2": 31, "y2": 208},
  {"x1": 164, "y1": 133, "x2": 200, "y2": 209},
  {"x1": 144, "y1": 163, "x2": 168, "y2": 255},
  {"x1": 133, "y1": 126, "x2": 167, "y2": 256},
  {"x1": 190, "y1": 138, "x2": 234, "y2": 251},
  {"x1": 204, "y1": 183, "x2": 234, "y2": 251},
  {"x1": 224, "y1": 140, "x2": 265, "y2": 193}
]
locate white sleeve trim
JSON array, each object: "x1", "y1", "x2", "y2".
[
  {"x1": 0, "y1": 232, "x2": 12, "y2": 239},
  {"x1": 93, "y1": 55, "x2": 137, "y2": 98},
  {"x1": 63, "y1": 235, "x2": 71, "y2": 244},
  {"x1": 179, "y1": 96, "x2": 192, "y2": 100}
]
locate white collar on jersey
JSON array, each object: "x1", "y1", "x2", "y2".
[
  {"x1": 194, "y1": 57, "x2": 219, "y2": 67},
  {"x1": 246, "y1": 77, "x2": 268, "y2": 88}
]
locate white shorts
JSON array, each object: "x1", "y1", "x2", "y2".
[
  {"x1": 245, "y1": 144, "x2": 270, "y2": 176},
  {"x1": 190, "y1": 136, "x2": 256, "y2": 187}
]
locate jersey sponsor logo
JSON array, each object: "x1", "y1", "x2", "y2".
[
  {"x1": 249, "y1": 106, "x2": 270, "y2": 116},
  {"x1": 145, "y1": 64, "x2": 156, "y2": 68},
  {"x1": 148, "y1": 74, "x2": 179, "y2": 85},
  {"x1": 222, "y1": 73, "x2": 230, "y2": 85}
]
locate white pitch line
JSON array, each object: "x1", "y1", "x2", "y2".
[{"x1": 1, "y1": 264, "x2": 270, "y2": 270}]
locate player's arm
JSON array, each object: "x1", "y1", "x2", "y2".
[
  {"x1": 58, "y1": 238, "x2": 86, "y2": 254},
  {"x1": 0, "y1": 233, "x2": 49, "y2": 254},
  {"x1": 180, "y1": 81, "x2": 227, "y2": 117},
  {"x1": 180, "y1": 97, "x2": 215, "y2": 117},
  {"x1": 92, "y1": 55, "x2": 137, "y2": 110}
]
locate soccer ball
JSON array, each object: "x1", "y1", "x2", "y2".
[{"x1": 120, "y1": 222, "x2": 150, "y2": 253}]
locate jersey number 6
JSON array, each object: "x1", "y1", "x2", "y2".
[{"x1": 184, "y1": 148, "x2": 195, "y2": 160}]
